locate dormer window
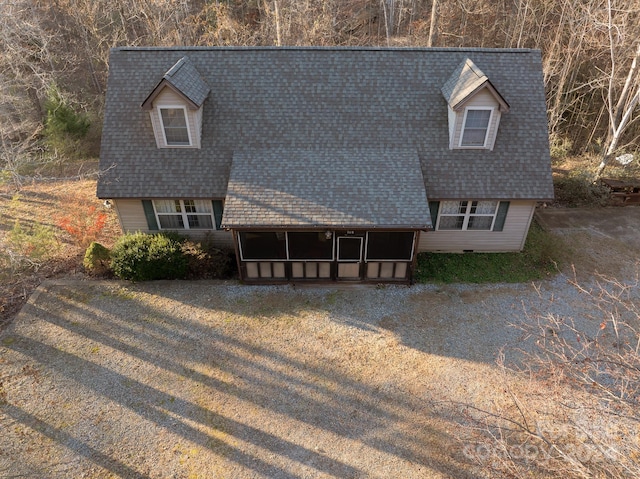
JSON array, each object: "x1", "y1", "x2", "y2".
[
  {"x1": 460, "y1": 108, "x2": 493, "y2": 147},
  {"x1": 160, "y1": 107, "x2": 191, "y2": 146},
  {"x1": 442, "y1": 58, "x2": 509, "y2": 151},
  {"x1": 141, "y1": 56, "x2": 210, "y2": 149}
]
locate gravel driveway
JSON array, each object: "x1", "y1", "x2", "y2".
[{"x1": 0, "y1": 272, "x2": 615, "y2": 478}]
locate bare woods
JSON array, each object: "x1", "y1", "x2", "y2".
[{"x1": 1, "y1": 0, "x2": 639, "y2": 176}]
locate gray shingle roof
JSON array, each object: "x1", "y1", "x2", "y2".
[
  {"x1": 222, "y1": 148, "x2": 431, "y2": 229},
  {"x1": 141, "y1": 56, "x2": 210, "y2": 108},
  {"x1": 98, "y1": 47, "x2": 554, "y2": 213},
  {"x1": 441, "y1": 58, "x2": 509, "y2": 112}
]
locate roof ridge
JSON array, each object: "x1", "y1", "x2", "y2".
[
  {"x1": 165, "y1": 56, "x2": 187, "y2": 78},
  {"x1": 464, "y1": 58, "x2": 487, "y2": 81},
  {"x1": 111, "y1": 46, "x2": 538, "y2": 54}
]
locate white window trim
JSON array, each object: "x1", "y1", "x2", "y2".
[
  {"x1": 158, "y1": 105, "x2": 192, "y2": 147},
  {"x1": 458, "y1": 107, "x2": 494, "y2": 149},
  {"x1": 436, "y1": 201, "x2": 499, "y2": 231},
  {"x1": 153, "y1": 199, "x2": 215, "y2": 230}
]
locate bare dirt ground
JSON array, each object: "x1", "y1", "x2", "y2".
[
  {"x1": 2, "y1": 178, "x2": 640, "y2": 477},
  {"x1": 0, "y1": 277, "x2": 597, "y2": 479},
  {"x1": 2, "y1": 204, "x2": 639, "y2": 478}
]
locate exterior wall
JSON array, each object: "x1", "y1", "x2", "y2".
[
  {"x1": 449, "y1": 88, "x2": 502, "y2": 150},
  {"x1": 418, "y1": 200, "x2": 536, "y2": 252},
  {"x1": 113, "y1": 199, "x2": 234, "y2": 248},
  {"x1": 149, "y1": 88, "x2": 202, "y2": 148}
]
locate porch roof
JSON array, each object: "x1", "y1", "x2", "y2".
[{"x1": 221, "y1": 148, "x2": 432, "y2": 229}]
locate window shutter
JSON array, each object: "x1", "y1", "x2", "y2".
[
  {"x1": 493, "y1": 201, "x2": 510, "y2": 231},
  {"x1": 428, "y1": 201, "x2": 440, "y2": 229},
  {"x1": 142, "y1": 200, "x2": 159, "y2": 231},
  {"x1": 212, "y1": 200, "x2": 224, "y2": 230}
]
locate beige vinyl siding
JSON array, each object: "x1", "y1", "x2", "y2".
[
  {"x1": 149, "y1": 89, "x2": 202, "y2": 148},
  {"x1": 113, "y1": 199, "x2": 234, "y2": 248},
  {"x1": 418, "y1": 200, "x2": 536, "y2": 252},
  {"x1": 450, "y1": 88, "x2": 502, "y2": 150}
]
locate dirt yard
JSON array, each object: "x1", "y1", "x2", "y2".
[
  {"x1": 2, "y1": 178, "x2": 640, "y2": 477},
  {"x1": 0, "y1": 270, "x2": 632, "y2": 478},
  {"x1": 0, "y1": 179, "x2": 120, "y2": 326}
]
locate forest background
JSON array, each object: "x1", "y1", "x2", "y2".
[{"x1": 1, "y1": 0, "x2": 640, "y2": 182}]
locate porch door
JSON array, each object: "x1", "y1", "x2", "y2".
[{"x1": 336, "y1": 235, "x2": 364, "y2": 279}]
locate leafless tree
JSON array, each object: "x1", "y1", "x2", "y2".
[
  {"x1": 427, "y1": 0, "x2": 438, "y2": 47},
  {"x1": 595, "y1": 0, "x2": 640, "y2": 178},
  {"x1": 451, "y1": 273, "x2": 640, "y2": 478}
]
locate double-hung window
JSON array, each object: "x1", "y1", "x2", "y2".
[
  {"x1": 437, "y1": 200, "x2": 498, "y2": 231},
  {"x1": 159, "y1": 107, "x2": 191, "y2": 146},
  {"x1": 460, "y1": 108, "x2": 492, "y2": 147},
  {"x1": 153, "y1": 200, "x2": 214, "y2": 230}
]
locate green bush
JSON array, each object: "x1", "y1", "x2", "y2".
[
  {"x1": 83, "y1": 242, "x2": 111, "y2": 276},
  {"x1": 553, "y1": 170, "x2": 610, "y2": 207},
  {"x1": 110, "y1": 232, "x2": 188, "y2": 281}
]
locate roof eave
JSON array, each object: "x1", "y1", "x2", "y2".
[
  {"x1": 140, "y1": 79, "x2": 200, "y2": 110},
  {"x1": 451, "y1": 80, "x2": 510, "y2": 113},
  {"x1": 221, "y1": 224, "x2": 432, "y2": 230}
]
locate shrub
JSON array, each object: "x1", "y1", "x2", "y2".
[
  {"x1": 83, "y1": 242, "x2": 111, "y2": 276},
  {"x1": 8, "y1": 220, "x2": 60, "y2": 261},
  {"x1": 549, "y1": 134, "x2": 573, "y2": 160},
  {"x1": 183, "y1": 239, "x2": 236, "y2": 279},
  {"x1": 57, "y1": 204, "x2": 108, "y2": 247},
  {"x1": 553, "y1": 170, "x2": 610, "y2": 207},
  {"x1": 110, "y1": 232, "x2": 188, "y2": 281}
]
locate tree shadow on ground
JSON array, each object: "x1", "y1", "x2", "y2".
[{"x1": 0, "y1": 280, "x2": 482, "y2": 478}]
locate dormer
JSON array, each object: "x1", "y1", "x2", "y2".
[
  {"x1": 141, "y1": 56, "x2": 210, "y2": 149},
  {"x1": 441, "y1": 58, "x2": 509, "y2": 150}
]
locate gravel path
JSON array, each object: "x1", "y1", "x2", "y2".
[{"x1": 0, "y1": 272, "x2": 624, "y2": 478}]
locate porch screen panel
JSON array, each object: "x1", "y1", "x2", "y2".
[
  {"x1": 338, "y1": 237, "x2": 362, "y2": 261},
  {"x1": 288, "y1": 232, "x2": 333, "y2": 260},
  {"x1": 366, "y1": 232, "x2": 414, "y2": 260},
  {"x1": 239, "y1": 232, "x2": 287, "y2": 260}
]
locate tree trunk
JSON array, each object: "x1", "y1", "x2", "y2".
[
  {"x1": 595, "y1": 38, "x2": 640, "y2": 180},
  {"x1": 427, "y1": 0, "x2": 438, "y2": 47}
]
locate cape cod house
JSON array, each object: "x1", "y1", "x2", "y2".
[{"x1": 97, "y1": 47, "x2": 553, "y2": 283}]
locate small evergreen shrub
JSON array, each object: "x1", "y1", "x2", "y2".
[
  {"x1": 83, "y1": 242, "x2": 111, "y2": 276},
  {"x1": 110, "y1": 232, "x2": 188, "y2": 281},
  {"x1": 44, "y1": 84, "x2": 91, "y2": 159},
  {"x1": 8, "y1": 220, "x2": 60, "y2": 261}
]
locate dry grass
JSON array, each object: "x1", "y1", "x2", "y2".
[
  {"x1": 0, "y1": 179, "x2": 120, "y2": 327},
  {"x1": 0, "y1": 280, "x2": 545, "y2": 478}
]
